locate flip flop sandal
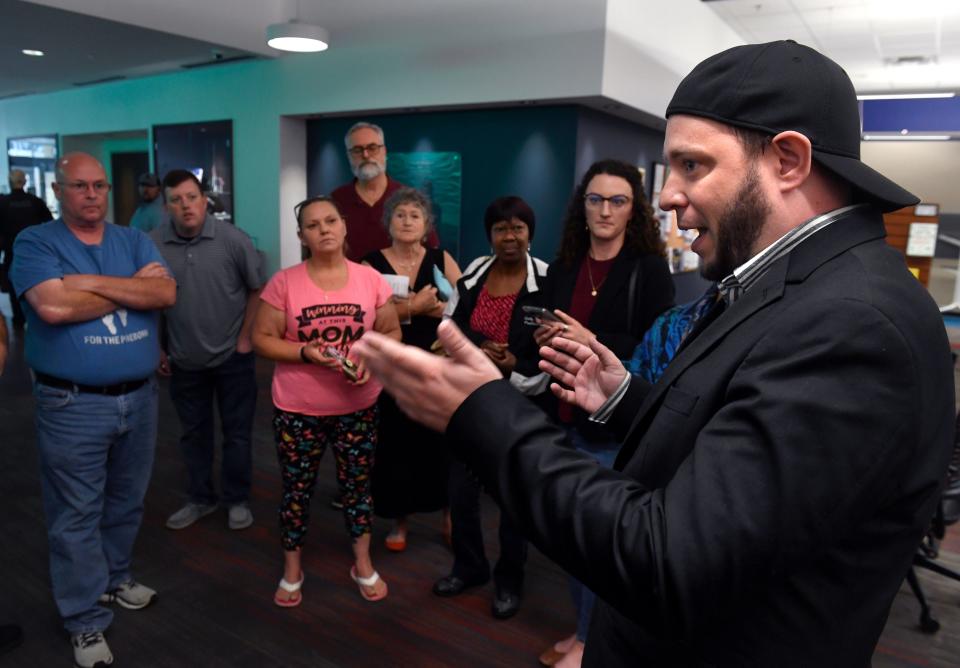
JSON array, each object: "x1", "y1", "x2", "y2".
[
  {"x1": 538, "y1": 646, "x2": 566, "y2": 666},
  {"x1": 350, "y1": 565, "x2": 388, "y2": 602},
  {"x1": 385, "y1": 533, "x2": 407, "y2": 552},
  {"x1": 274, "y1": 573, "x2": 304, "y2": 608}
]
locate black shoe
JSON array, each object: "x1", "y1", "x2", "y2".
[
  {"x1": 491, "y1": 587, "x2": 521, "y2": 619},
  {"x1": 0, "y1": 624, "x2": 23, "y2": 655},
  {"x1": 432, "y1": 574, "x2": 488, "y2": 597}
]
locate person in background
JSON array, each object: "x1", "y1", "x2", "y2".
[
  {"x1": 252, "y1": 196, "x2": 400, "y2": 607},
  {"x1": 330, "y1": 122, "x2": 438, "y2": 262},
  {"x1": 0, "y1": 316, "x2": 23, "y2": 657},
  {"x1": 0, "y1": 168, "x2": 53, "y2": 328},
  {"x1": 534, "y1": 159, "x2": 674, "y2": 667},
  {"x1": 363, "y1": 187, "x2": 461, "y2": 552},
  {"x1": 128, "y1": 172, "x2": 164, "y2": 233},
  {"x1": 432, "y1": 195, "x2": 549, "y2": 620},
  {"x1": 10, "y1": 152, "x2": 175, "y2": 668},
  {"x1": 152, "y1": 169, "x2": 266, "y2": 531}
]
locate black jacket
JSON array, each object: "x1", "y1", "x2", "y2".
[
  {"x1": 446, "y1": 208, "x2": 955, "y2": 667},
  {"x1": 450, "y1": 253, "x2": 549, "y2": 395},
  {"x1": 542, "y1": 248, "x2": 674, "y2": 440},
  {"x1": 0, "y1": 190, "x2": 53, "y2": 257},
  {"x1": 543, "y1": 248, "x2": 674, "y2": 359}
]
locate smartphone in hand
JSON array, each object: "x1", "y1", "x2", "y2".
[
  {"x1": 323, "y1": 346, "x2": 360, "y2": 381},
  {"x1": 521, "y1": 305, "x2": 561, "y2": 327}
]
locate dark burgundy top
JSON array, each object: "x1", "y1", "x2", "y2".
[
  {"x1": 569, "y1": 255, "x2": 615, "y2": 326},
  {"x1": 560, "y1": 255, "x2": 615, "y2": 422},
  {"x1": 331, "y1": 177, "x2": 439, "y2": 262}
]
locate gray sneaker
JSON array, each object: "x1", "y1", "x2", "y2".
[
  {"x1": 165, "y1": 502, "x2": 217, "y2": 530},
  {"x1": 98, "y1": 580, "x2": 157, "y2": 610},
  {"x1": 228, "y1": 503, "x2": 253, "y2": 530},
  {"x1": 72, "y1": 631, "x2": 113, "y2": 667}
]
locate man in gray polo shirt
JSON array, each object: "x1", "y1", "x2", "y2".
[{"x1": 152, "y1": 169, "x2": 266, "y2": 531}]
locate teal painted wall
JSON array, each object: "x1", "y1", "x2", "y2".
[
  {"x1": 0, "y1": 28, "x2": 607, "y2": 274},
  {"x1": 0, "y1": 59, "x2": 283, "y2": 268},
  {"x1": 306, "y1": 107, "x2": 579, "y2": 265}
]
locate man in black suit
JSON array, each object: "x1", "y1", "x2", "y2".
[
  {"x1": 354, "y1": 41, "x2": 955, "y2": 667},
  {"x1": 0, "y1": 169, "x2": 53, "y2": 327}
]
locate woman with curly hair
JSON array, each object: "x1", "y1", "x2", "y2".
[{"x1": 534, "y1": 159, "x2": 674, "y2": 667}]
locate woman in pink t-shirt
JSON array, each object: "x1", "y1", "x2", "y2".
[{"x1": 252, "y1": 196, "x2": 400, "y2": 606}]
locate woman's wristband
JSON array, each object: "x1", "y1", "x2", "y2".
[{"x1": 299, "y1": 345, "x2": 310, "y2": 363}]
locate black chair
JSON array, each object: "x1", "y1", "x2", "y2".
[{"x1": 905, "y1": 417, "x2": 960, "y2": 633}]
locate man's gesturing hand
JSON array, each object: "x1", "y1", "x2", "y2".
[
  {"x1": 538, "y1": 336, "x2": 626, "y2": 414},
  {"x1": 353, "y1": 319, "x2": 501, "y2": 432}
]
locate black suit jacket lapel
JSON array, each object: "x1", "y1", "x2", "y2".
[{"x1": 613, "y1": 264, "x2": 787, "y2": 468}]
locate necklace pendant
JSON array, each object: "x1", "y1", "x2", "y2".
[{"x1": 591, "y1": 289, "x2": 597, "y2": 297}]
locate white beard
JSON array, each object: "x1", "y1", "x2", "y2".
[{"x1": 354, "y1": 159, "x2": 386, "y2": 182}]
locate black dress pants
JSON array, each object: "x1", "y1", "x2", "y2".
[{"x1": 447, "y1": 460, "x2": 527, "y2": 593}]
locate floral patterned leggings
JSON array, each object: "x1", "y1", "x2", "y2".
[{"x1": 273, "y1": 405, "x2": 378, "y2": 550}]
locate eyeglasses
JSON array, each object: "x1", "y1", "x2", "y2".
[
  {"x1": 490, "y1": 222, "x2": 527, "y2": 236},
  {"x1": 584, "y1": 193, "x2": 631, "y2": 210},
  {"x1": 58, "y1": 180, "x2": 111, "y2": 194},
  {"x1": 168, "y1": 192, "x2": 204, "y2": 207},
  {"x1": 347, "y1": 143, "x2": 384, "y2": 157}
]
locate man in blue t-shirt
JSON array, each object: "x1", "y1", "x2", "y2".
[{"x1": 9, "y1": 152, "x2": 176, "y2": 668}]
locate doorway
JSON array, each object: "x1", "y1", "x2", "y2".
[{"x1": 111, "y1": 151, "x2": 149, "y2": 227}]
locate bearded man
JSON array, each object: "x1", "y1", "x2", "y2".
[
  {"x1": 330, "y1": 121, "x2": 437, "y2": 261},
  {"x1": 353, "y1": 41, "x2": 955, "y2": 667}
]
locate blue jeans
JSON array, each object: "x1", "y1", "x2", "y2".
[
  {"x1": 565, "y1": 426, "x2": 618, "y2": 642},
  {"x1": 34, "y1": 377, "x2": 158, "y2": 634},
  {"x1": 169, "y1": 351, "x2": 257, "y2": 505}
]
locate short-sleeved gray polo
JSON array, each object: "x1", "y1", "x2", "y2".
[{"x1": 151, "y1": 214, "x2": 266, "y2": 370}]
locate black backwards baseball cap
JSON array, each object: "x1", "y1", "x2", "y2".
[
  {"x1": 138, "y1": 172, "x2": 160, "y2": 187},
  {"x1": 665, "y1": 40, "x2": 918, "y2": 212}
]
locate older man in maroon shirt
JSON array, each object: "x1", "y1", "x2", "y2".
[{"x1": 331, "y1": 122, "x2": 438, "y2": 261}]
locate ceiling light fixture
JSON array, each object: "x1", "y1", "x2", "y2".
[
  {"x1": 266, "y1": 21, "x2": 329, "y2": 53},
  {"x1": 857, "y1": 92, "x2": 955, "y2": 100},
  {"x1": 862, "y1": 134, "x2": 951, "y2": 141},
  {"x1": 21, "y1": 49, "x2": 44, "y2": 57}
]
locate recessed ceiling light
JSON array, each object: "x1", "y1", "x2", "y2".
[
  {"x1": 266, "y1": 22, "x2": 329, "y2": 53},
  {"x1": 21, "y1": 49, "x2": 44, "y2": 57},
  {"x1": 857, "y1": 92, "x2": 955, "y2": 100},
  {"x1": 862, "y1": 134, "x2": 951, "y2": 141}
]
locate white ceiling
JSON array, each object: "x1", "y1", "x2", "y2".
[
  {"x1": 705, "y1": 0, "x2": 960, "y2": 92},
  {"x1": 4, "y1": 0, "x2": 956, "y2": 106},
  {"x1": 0, "y1": 0, "x2": 251, "y2": 99}
]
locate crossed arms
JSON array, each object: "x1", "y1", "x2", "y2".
[{"x1": 25, "y1": 261, "x2": 176, "y2": 325}]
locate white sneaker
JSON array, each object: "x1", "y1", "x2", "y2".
[
  {"x1": 71, "y1": 631, "x2": 113, "y2": 667},
  {"x1": 98, "y1": 580, "x2": 157, "y2": 610},
  {"x1": 165, "y1": 502, "x2": 217, "y2": 530},
  {"x1": 228, "y1": 503, "x2": 253, "y2": 530}
]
